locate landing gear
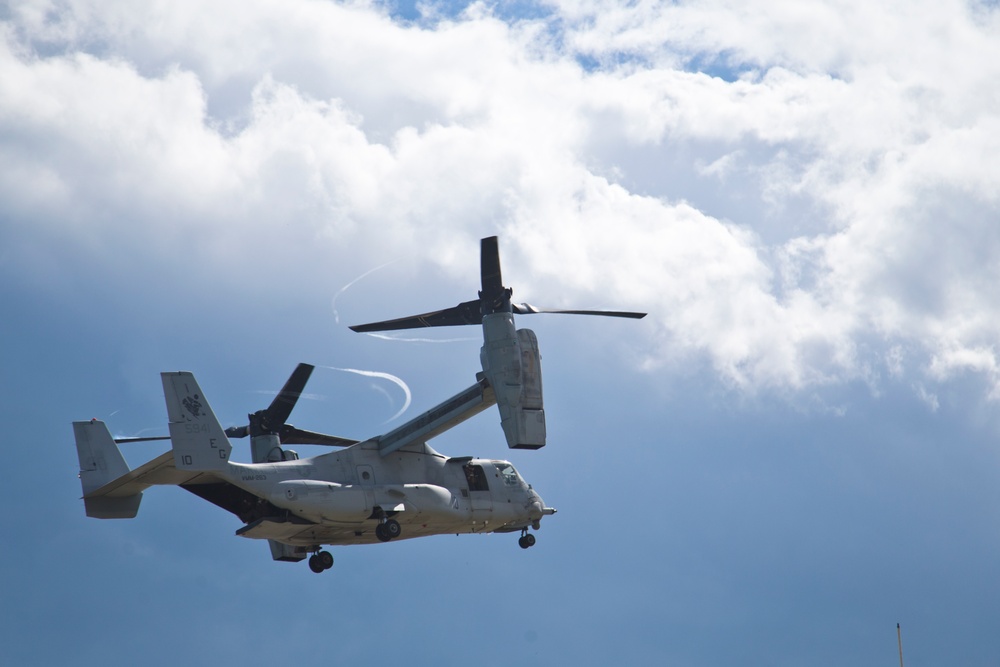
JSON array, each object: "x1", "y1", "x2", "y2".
[
  {"x1": 375, "y1": 518, "x2": 402, "y2": 542},
  {"x1": 518, "y1": 530, "x2": 536, "y2": 549},
  {"x1": 308, "y1": 550, "x2": 334, "y2": 573}
]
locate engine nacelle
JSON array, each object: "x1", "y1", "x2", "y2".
[
  {"x1": 480, "y1": 313, "x2": 546, "y2": 449},
  {"x1": 249, "y1": 434, "x2": 300, "y2": 463},
  {"x1": 270, "y1": 480, "x2": 370, "y2": 523}
]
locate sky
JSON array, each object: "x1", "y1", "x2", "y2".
[{"x1": 2, "y1": 0, "x2": 1000, "y2": 664}]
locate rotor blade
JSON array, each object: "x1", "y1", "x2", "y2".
[
  {"x1": 349, "y1": 299, "x2": 482, "y2": 332},
  {"x1": 480, "y1": 236, "x2": 504, "y2": 299},
  {"x1": 349, "y1": 236, "x2": 646, "y2": 333},
  {"x1": 512, "y1": 303, "x2": 647, "y2": 319},
  {"x1": 114, "y1": 435, "x2": 171, "y2": 444},
  {"x1": 279, "y1": 425, "x2": 359, "y2": 447},
  {"x1": 264, "y1": 363, "x2": 315, "y2": 426}
]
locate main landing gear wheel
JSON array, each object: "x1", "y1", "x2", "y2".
[
  {"x1": 375, "y1": 519, "x2": 402, "y2": 543},
  {"x1": 308, "y1": 550, "x2": 334, "y2": 573},
  {"x1": 518, "y1": 533, "x2": 536, "y2": 549}
]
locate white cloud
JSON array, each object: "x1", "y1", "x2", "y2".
[{"x1": 3, "y1": 0, "x2": 1000, "y2": 398}]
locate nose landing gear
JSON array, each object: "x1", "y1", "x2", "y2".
[{"x1": 518, "y1": 529, "x2": 536, "y2": 549}]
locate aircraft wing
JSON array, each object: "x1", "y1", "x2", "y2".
[
  {"x1": 375, "y1": 378, "x2": 496, "y2": 456},
  {"x1": 84, "y1": 450, "x2": 222, "y2": 499}
]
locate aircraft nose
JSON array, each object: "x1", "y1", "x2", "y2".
[{"x1": 528, "y1": 491, "x2": 545, "y2": 519}]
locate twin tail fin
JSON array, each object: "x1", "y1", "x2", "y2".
[{"x1": 161, "y1": 371, "x2": 232, "y2": 472}]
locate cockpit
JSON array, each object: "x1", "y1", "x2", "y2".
[
  {"x1": 461, "y1": 460, "x2": 527, "y2": 492},
  {"x1": 493, "y1": 462, "x2": 525, "y2": 489}
]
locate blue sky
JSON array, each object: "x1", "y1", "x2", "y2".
[{"x1": 3, "y1": 0, "x2": 1000, "y2": 665}]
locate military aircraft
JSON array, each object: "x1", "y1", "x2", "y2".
[{"x1": 74, "y1": 236, "x2": 645, "y2": 572}]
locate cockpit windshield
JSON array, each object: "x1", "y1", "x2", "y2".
[{"x1": 494, "y1": 462, "x2": 523, "y2": 488}]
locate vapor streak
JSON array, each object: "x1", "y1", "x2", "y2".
[
  {"x1": 322, "y1": 366, "x2": 412, "y2": 422},
  {"x1": 362, "y1": 332, "x2": 479, "y2": 343},
  {"x1": 331, "y1": 260, "x2": 399, "y2": 324}
]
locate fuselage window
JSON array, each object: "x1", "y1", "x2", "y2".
[{"x1": 464, "y1": 464, "x2": 489, "y2": 492}]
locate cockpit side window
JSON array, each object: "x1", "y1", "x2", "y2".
[
  {"x1": 495, "y1": 463, "x2": 521, "y2": 487},
  {"x1": 463, "y1": 464, "x2": 489, "y2": 491}
]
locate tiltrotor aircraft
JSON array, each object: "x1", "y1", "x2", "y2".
[{"x1": 74, "y1": 237, "x2": 645, "y2": 572}]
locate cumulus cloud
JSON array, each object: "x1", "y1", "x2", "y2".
[{"x1": 2, "y1": 0, "x2": 999, "y2": 397}]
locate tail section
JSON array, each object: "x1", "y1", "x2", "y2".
[
  {"x1": 73, "y1": 419, "x2": 142, "y2": 518},
  {"x1": 161, "y1": 371, "x2": 232, "y2": 472}
]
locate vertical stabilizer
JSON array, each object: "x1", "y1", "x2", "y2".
[
  {"x1": 161, "y1": 372, "x2": 232, "y2": 471},
  {"x1": 73, "y1": 420, "x2": 142, "y2": 518}
]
